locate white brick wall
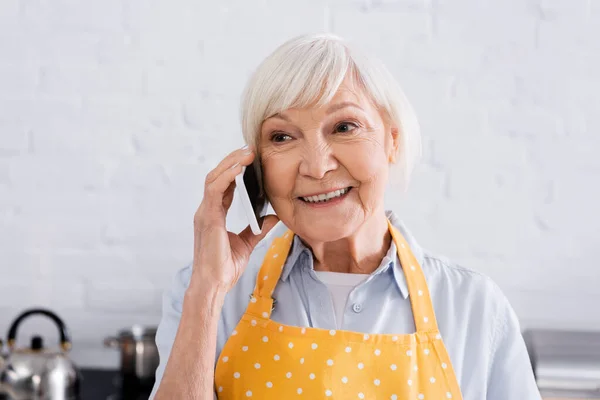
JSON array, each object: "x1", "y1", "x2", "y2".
[{"x1": 1, "y1": 0, "x2": 598, "y2": 368}]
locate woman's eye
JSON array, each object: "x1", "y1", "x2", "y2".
[
  {"x1": 271, "y1": 132, "x2": 292, "y2": 143},
  {"x1": 334, "y1": 122, "x2": 359, "y2": 134}
]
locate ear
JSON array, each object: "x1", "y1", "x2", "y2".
[{"x1": 388, "y1": 125, "x2": 401, "y2": 164}]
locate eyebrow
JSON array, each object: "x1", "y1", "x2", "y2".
[{"x1": 270, "y1": 101, "x2": 364, "y2": 122}]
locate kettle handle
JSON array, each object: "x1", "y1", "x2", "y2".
[{"x1": 6, "y1": 308, "x2": 72, "y2": 352}]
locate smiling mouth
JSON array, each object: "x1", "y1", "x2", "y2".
[{"x1": 299, "y1": 187, "x2": 352, "y2": 203}]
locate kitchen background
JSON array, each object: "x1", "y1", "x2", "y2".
[{"x1": 0, "y1": 0, "x2": 598, "y2": 371}]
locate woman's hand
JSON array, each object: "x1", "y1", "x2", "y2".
[{"x1": 191, "y1": 146, "x2": 280, "y2": 293}]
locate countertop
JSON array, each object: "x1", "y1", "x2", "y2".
[
  {"x1": 79, "y1": 369, "x2": 120, "y2": 400},
  {"x1": 79, "y1": 368, "x2": 153, "y2": 400}
]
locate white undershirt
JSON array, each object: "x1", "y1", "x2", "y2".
[{"x1": 313, "y1": 271, "x2": 370, "y2": 329}]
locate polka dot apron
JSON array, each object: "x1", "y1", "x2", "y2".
[{"x1": 214, "y1": 221, "x2": 463, "y2": 399}]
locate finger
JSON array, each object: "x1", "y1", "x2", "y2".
[
  {"x1": 222, "y1": 180, "x2": 236, "y2": 210},
  {"x1": 203, "y1": 160, "x2": 246, "y2": 208},
  {"x1": 205, "y1": 146, "x2": 254, "y2": 187},
  {"x1": 239, "y1": 214, "x2": 280, "y2": 250}
]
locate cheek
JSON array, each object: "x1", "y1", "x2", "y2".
[
  {"x1": 261, "y1": 153, "x2": 297, "y2": 200},
  {"x1": 339, "y1": 140, "x2": 389, "y2": 183}
]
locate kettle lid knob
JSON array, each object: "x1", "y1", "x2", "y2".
[{"x1": 31, "y1": 335, "x2": 44, "y2": 350}]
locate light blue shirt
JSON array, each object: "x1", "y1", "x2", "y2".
[{"x1": 150, "y1": 211, "x2": 541, "y2": 399}]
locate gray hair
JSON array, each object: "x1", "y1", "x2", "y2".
[{"x1": 240, "y1": 33, "x2": 421, "y2": 192}]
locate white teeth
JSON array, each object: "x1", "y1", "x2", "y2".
[{"x1": 302, "y1": 188, "x2": 349, "y2": 203}]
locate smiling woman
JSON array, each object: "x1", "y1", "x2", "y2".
[
  {"x1": 258, "y1": 76, "x2": 400, "y2": 248},
  {"x1": 149, "y1": 34, "x2": 542, "y2": 400}
]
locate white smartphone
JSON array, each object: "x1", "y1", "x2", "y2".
[{"x1": 235, "y1": 164, "x2": 268, "y2": 235}]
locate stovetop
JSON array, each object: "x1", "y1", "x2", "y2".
[{"x1": 79, "y1": 369, "x2": 153, "y2": 400}]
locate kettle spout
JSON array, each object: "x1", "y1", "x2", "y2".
[
  {"x1": 0, "y1": 339, "x2": 5, "y2": 395},
  {"x1": 0, "y1": 380, "x2": 22, "y2": 399},
  {"x1": 0, "y1": 362, "x2": 31, "y2": 399}
]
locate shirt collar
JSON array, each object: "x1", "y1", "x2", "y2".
[
  {"x1": 280, "y1": 235, "x2": 310, "y2": 282},
  {"x1": 278, "y1": 210, "x2": 425, "y2": 300}
]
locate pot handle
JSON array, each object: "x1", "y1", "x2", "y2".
[
  {"x1": 103, "y1": 337, "x2": 120, "y2": 348},
  {"x1": 6, "y1": 308, "x2": 72, "y2": 352}
]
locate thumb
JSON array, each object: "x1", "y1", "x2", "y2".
[{"x1": 240, "y1": 214, "x2": 280, "y2": 250}]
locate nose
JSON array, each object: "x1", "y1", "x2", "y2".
[{"x1": 298, "y1": 140, "x2": 339, "y2": 179}]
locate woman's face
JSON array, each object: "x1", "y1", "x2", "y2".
[{"x1": 259, "y1": 77, "x2": 399, "y2": 242}]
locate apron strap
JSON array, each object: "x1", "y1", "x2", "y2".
[
  {"x1": 388, "y1": 220, "x2": 440, "y2": 333},
  {"x1": 248, "y1": 223, "x2": 440, "y2": 334},
  {"x1": 246, "y1": 230, "x2": 295, "y2": 319}
]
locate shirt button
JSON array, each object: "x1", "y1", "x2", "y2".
[{"x1": 352, "y1": 303, "x2": 362, "y2": 313}]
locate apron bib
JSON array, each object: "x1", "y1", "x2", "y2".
[{"x1": 215, "y1": 222, "x2": 463, "y2": 399}]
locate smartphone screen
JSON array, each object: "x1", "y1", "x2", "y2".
[{"x1": 243, "y1": 163, "x2": 268, "y2": 230}]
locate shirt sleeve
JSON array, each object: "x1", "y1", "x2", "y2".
[
  {"x1": 148, "y1": 265, "x2": 219, "y2": 400},
  {"x1": 486, "y1": 296, "x2": 542, "y2": 399}
]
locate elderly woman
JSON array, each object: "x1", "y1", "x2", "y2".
[{"x1": 150, "y1": 34, "x2": 540, "y2": 399}]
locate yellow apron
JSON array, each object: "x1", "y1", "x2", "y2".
[{"x1": 215, "y1": 221, "x2": 463, "y2": 399}]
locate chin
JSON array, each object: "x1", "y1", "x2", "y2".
[{"x1": 295, "y1": 215, "x2": 359, "y2": 243}]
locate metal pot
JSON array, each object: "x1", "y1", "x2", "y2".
[{"x1": 103, "y1": 326, "x2": 158, "y2": 385}]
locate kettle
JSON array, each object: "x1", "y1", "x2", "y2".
[
  {"x1": 0, "y1": 308, "x2": 80, "y2": 400},
  {"x1": 0, "y1": 339, "x2": 4, "y2": 376}
]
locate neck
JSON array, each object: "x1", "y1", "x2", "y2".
[{"x1": 304, "y1": 210, "x2": 391, "y2": 274}]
